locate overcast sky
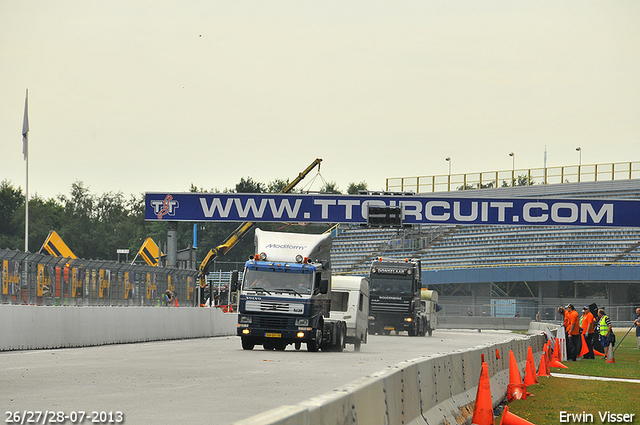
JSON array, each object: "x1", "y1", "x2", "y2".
[{"x1": 2, "y1": 1, "x2": 638, "y2": 201}]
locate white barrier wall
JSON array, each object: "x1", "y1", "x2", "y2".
[
  {"x1": 0, "y1": 305, "x2": 238, "y2": 351},
  {"x1": 232, "y1": 333, "x2": 546, "y2": 425}
]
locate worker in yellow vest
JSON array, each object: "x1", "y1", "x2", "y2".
[{"x1": 597, "y1": 309, "x2": 613, "y2": 359}]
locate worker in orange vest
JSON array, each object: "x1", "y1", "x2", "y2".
[
  {"x1": 566, "y1": 304, "x2": 580, "y2": 361},
  {"x1": 580, "y1": 306, "x2": 595, "y2": 359}
]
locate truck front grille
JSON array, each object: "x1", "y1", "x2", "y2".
[
  {"x1": 253, "y1": 316, "x2": 293, "y2": 329},
  {"x1": 371, "y1": 299, "x2": 410, "y2": 313}
]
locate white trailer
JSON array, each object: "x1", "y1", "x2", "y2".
[{"x1": 330, "y1": 276, "x2": 369, "y2": 351}]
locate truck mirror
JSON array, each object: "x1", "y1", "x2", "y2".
[
  {"x1": 230, "y1": 270, "x2": 239, "y2": 292},
  {"x1": 319, "y1": 279, "x2": 329, "y2": 294}
]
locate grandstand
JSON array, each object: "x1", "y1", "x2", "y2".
[
  {"x1": 330, "y1": 176, "x2": 640, "y2": 320},
  {"x1": 332, "y1": 224, "x2": 640, "y2": 275}
]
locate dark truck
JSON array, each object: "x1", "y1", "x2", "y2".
[{"x1": 368, "y1": 258, "x2": 433, "y2": 336}]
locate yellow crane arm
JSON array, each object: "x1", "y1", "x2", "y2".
[{"x1": 198, "y1": 158, "x2": 322, "y2": 286}]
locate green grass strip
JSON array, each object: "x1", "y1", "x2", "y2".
[{"x1": 494, "y1": 331, "x2": 639, "y2": 424}]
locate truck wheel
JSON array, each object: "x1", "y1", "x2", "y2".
[
  {"x1": 334, "y1": 324, "x2": 345, "y2": 352},
  {"x1": 307, "y1": 328, "x2": 322, "y2": 352},
  {"x1": 294, "y1": 342, "x2": 302, "y2": 350},
  {"x1": 264, "y1": 341, "x2": 275, "y2": 350},
  {"x1": 241, "y1": 337, "x2": 255, "y2": 350},
  {"x1": 408, "y1": 325, "x2": 416, "y2": 336},
  {"x1": 274, "y1": 342, "x2": 286, "y2": 351}
]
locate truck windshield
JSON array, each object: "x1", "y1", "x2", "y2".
[
  {"x1": 370, "y1": 277, "x2": 413, "y2": 294},
  {"x1": 242, "y1": 269, "x2": 313, "y2": 295}
]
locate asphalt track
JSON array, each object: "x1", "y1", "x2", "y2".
[{"x1": 2, "y1": 330, "x2": 519, "y2": 425}]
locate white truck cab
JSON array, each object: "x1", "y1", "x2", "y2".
[{"x1": 330, "y1": 276, "x2": 369, "y2": 351}]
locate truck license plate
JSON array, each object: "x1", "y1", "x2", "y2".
[
  {"x1": 265, "y1": 333, "x2": 281, "y2": 338},
  {"x1": 384, "y1": 326, "x2": 395, "y2": 331}
]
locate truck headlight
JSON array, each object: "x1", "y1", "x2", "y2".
[
  {"x1": 295, "y1": 318, "x2": 309, "y2": 326},
  {"x1": 239, "y1": 315, "x2": 252, "y2": 324},
  {"x1": 404, "y1": 317, "x2": 413, "y2": 323},
  {"x1": 368, "y1": 315, "x2": 376, "y2": 321}
]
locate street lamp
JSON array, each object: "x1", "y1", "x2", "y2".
[
  {"x1": 576, "y1": 147, "x2": 582, "y2": 182},
  {"x1": 576, "y1": 147, "x2": 582, "y2": 165},
  {"x1": 509, "y1": 152, "x2": 515, "y2": 186},
  {"x1": 445, "y1": 157, "x2": 451, "y2": 191}
]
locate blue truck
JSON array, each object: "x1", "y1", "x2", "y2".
[{"x1": 235, "y1": 229, "x2": 347, "y2": 352}]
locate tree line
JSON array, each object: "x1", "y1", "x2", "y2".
[{"x1": 0, "y1": 178, "x2": 367, "y2": 266}]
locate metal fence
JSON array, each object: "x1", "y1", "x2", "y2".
[
  {"x1": 0, "y1": 249, "x2": 199, "y2": 307},
  {"x1": 386, "y1": 161, "x2": 640, "y2": 193},
  {"x1": 438, "y1": 302, "x2": 638, "y2": 324}
]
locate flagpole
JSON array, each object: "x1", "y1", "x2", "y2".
[
  {"x1": 25, "y1": 138, "x2": 29, "y2": 252},
  {"x1": 23, "y1": 89, "x2": 29, "y2": 252}
]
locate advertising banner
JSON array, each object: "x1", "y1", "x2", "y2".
[{"x1": 145, "y1": 192, "x2": 640, "y2": 228}]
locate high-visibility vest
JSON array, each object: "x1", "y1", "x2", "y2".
[{"x1": 599, "y1": 315, "x2": 610, "y2": 336}]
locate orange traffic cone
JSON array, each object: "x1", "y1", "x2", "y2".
[
  {"x1": 594, "y1": 349, "x2": 605, "y2": 357},
  {"x1": 550, "y1": 358, "x2": 568, "y2": 369},
  {"x1": 471, "y1": 362, "x2": 494, "y2": 425},
  {"x1": 500, "y1": 406, "x2": 536, "y2": 425},
  {"x1": 524, "y1": 346, "x2": 538, "y2": 385},
  {"x1": 578, "y1": 334, "x2": 589, "y2": 358},
  {"x1": 537, "y1": 348, "x2": 550, "y2": 377},
  {"x1": 524, "y1": 359, "x2": 537, "y2": 386},
  {"x1": 506, "y1": 350, "x2": 527, "y2": 401},
  {"x1": 552, "y1": 338, "x2": 560, "y2": 361},
  {"x1": 550, "y1": 338, "x2": 567, "y2": 369},
  {"x1": 606, "y1": 343, "x2": 615, "y2": 363},
  {"x1": 496, "y1": 348, "x2": 501, "y2": 360}
]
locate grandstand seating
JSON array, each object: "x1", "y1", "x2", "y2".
[
  {"x1": 331, "y1": 180, "x2": 640, "y2": 275},
  {"x1": 331, "y1": 224, "x2": 640, "y2": 275}
]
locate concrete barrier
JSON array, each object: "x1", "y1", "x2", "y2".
[
  {"x1": 527, "y1": 320, "x2": 558, "y2": 335},
  {"x1": 438, "y1": 316, "x2": 533, "y2": 330},
  {"x1": 0, "y1": 305, "x2": 237, "y2": 351},
  {"x1": 232, "y1": 333, "x2": 547, "y2": 425}
]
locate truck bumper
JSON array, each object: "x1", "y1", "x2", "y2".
[
  {"x1": 237, "y1": 324, "x2": 316, "y2": 344},
  {"x1": 369, "y1": 313, "x2": 413, "y2": 333}
]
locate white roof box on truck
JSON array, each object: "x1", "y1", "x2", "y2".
[{"x1": 254, "y1": 228, "x2": 332, "y2": 263}]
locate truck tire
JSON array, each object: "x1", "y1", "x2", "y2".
[
  {"x1": 334, "y1": 324, "x2": 345, "y2": 352},
  {"x1": 408, "y1": 325, "x2": 416, "y2": 336},
  {"x1": 241, "y1": 337, "x2": 255, "y2": 350},
  {"x1": 354, "y1": 339, "x2": 361, "y2": 352},
  {"x1": 294, "y1": 342, "x2": 302, "y2": 350},
  {"x1": 307, "y1": 327, "x2": 322, "y2": 352}
]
